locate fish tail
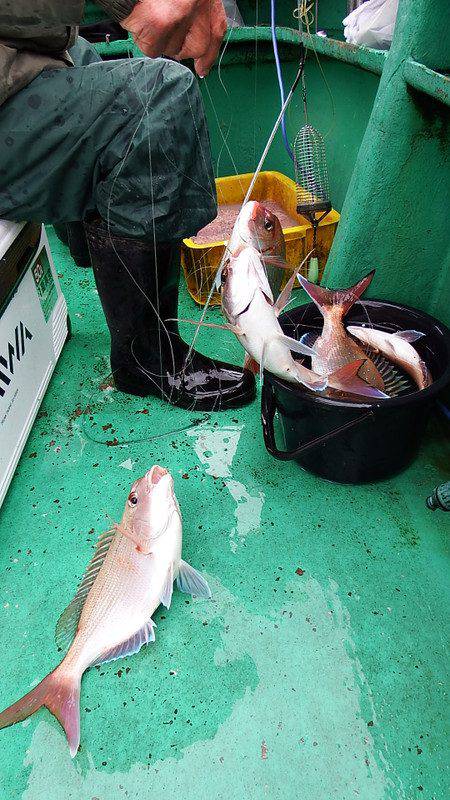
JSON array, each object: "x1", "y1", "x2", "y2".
[
  {"x1": 327, "y1": 359, "x2": 388, "y2": 399},
  {"x1": 299, "y1": 270, "x2": 375, "y2": 317},
  {"x1": 0, "y1": 664, "x2": 81, "y2": 757}
]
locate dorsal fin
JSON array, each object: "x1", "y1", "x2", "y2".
[{"x1": 55, "y1": 529, "x2": 116, "y2": 652}]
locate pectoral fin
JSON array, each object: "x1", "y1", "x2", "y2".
[
  {"x1": 262, "y1": 254, "x2": 292, "y2": 271},
  {"x1": 277, "y1": 333, "x2": 317, "y2": 358},
  {"x1": 176, "y1": 560, "x2": 212, "y2": 599},
  {"x1": 274, "y1": 271, "x2": 299, "y2": 315},
  {"x1": 160, "y1": 563, "x2": 173, "y2": 609},
  {"x1": 395, "y1": 329, "x2": 425, "y2": 343},
  {"x1": 273, "y1": 252, "x2": 313, "y2": 316}
]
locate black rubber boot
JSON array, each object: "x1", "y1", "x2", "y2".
[
  {"x1": 53, "y1": 223, "x2": 91, "y2": 268},
  {"x1": 84, "y1": 222, "x2": 256, "y2": 411}
]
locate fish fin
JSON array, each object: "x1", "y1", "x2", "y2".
[
  {"x1": 0, "y1": 666, "x2": 81, "y2": 758},
  {"x1": 260, "y1": 343, "x2": 266, "y2": 386},
  {"x1": 291, "y1": 362, "x2": 328, "y2": 392},
  {"x1": 276, "y1": 333, "x2": 317, "y2": 359},
  {"x1": 352, "y1": 340, "x2": 415, "y2": 396},
  {"x1": 214, "y1": 267, "x2": 223, "y2": 291},
  {"x1": 300, "y1": 331, "x2": 319, "y2": 350},
  {"x1": 274, "y1": 271, "x2": 299, "y2": 315},
  {"x1": 213, "y1": 255, "x2": 232, "y2": 291},
  {"x1": 55, "y1": 529, "x2": 115, "y2": 652},
  {"x1": 419, "y1": 361, "x2": 433, "y2": 389},
  {"x1": 244, "y1": 354, "x2": 259, "y2": 375},
  {"x1": 299, "y1": 270, "x2": 375, "y2": 316},
  {"x1": 262, "y1": 334, "x2": 326, "y2": 390},
  {"x1": 55, "y1": 598, "x2": 86, "y2": 653},
  {"x1": 327, "y1": 360, "x2": 389, "y2": 399},
  {"x1": 160, "y1": 563, "x2": 173, "y2": 609},
  {"x1": 262, "y1": 254, "x2": 292, "y2": 271},
  {"x1": 176, "y1": 560, "x2": 212, "y2": 599},
  {"x1": 94, "y1": 620, "x2": 156, "y2": 668},
  {"x1": 394, "y1": 329, "x2": 425, "y2": 343}
]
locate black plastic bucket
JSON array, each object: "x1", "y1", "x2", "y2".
[{"x1": 261, "y1": 299, "x2": 450, "y2": 484}]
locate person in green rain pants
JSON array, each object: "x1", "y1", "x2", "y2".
[{"x1": 0, "y1": 1, "x2": 255, "y2": 410}]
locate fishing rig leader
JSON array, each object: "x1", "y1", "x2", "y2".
[{"x1": 182, "y1": 43, "x2": 306, "y2": 373}]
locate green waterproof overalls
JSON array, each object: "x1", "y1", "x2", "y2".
[{"x1": 0, "y1": 36, "x2": 217, "y2": 240}]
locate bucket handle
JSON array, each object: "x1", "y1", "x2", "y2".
[{"x1": 261, "y1": 382, "x2": 374, "y2": 461}]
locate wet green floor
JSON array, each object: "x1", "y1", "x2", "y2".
[{"x1": 0, "y1": 229, "x2": 448, "y2": 799}]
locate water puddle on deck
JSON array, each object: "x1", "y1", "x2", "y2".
[
  {"x1": 187, "y1": 424, "x2": 265, "y2": 552},
  {"x1": 19, "y1": 576, "x2": 405, "y2": 800}
]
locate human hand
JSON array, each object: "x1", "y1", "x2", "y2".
[{"x1": 121, "y1": 0, "x2": 227, "y2": 76}]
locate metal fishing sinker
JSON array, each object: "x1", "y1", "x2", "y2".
[{"x1": 261, "y1": 299, "x2": 450, "y2": 484}]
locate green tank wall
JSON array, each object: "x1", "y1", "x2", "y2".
[
  {"x1": 232, "y1": 0, "x2": 348, "y2": 36},
  {"x1": 201, "y1": 8, "x2": 449, "y2": 326},
  {"x1": 200, "y1": 33, "x2": 382, "y2": 212},
  {"x1": 323, "y1": 0, "x2": 450, "y2": 327}
]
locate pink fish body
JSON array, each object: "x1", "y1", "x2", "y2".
[
  {"x1": 221, "y1": 201, "x2": 288, "y2": 297},
  {"x1": 299, "y1": 271, "x2": 386, "y2": 391},
  {"x1": 0, "y1": 466, "x2": 210, "y2": 756},
  {"x1": 347, "y1": 326, "x2": 432, "y2": 390},
  {"x1": 220, "y1": 247, "x2": 387, "y2": 399}
]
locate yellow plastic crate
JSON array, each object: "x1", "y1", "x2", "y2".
[{"x1": 181, "y1": 171, "x2": 340, "y2": 306}]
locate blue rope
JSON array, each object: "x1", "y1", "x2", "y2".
[{"x1": 270, "y1": 0, "x2": 294, "y2": 162}]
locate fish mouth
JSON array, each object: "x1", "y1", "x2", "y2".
[{"x1": 146, "y1": 465, "x2": 169, "y2": 489}]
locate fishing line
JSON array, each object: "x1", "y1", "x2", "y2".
[
  {"x1": 79, "y1": 390, "x2": 210, "y2": 446},
  {"x1": 214, "y1": 8, "x2": 242, "y2": 185},
  {"x1": 96, "y1": 54, "x2": 180, "y2": 418},
  {"x1": 202, "y1": 79, "x2": 245, "y2": 195},
  {"x1": 87, "y1": 16, "x2": 306, "y2": 434},
  {"x1": 253, "y1": 2, "x2": 259, "y2": 165},
  {"x1": 182, "y1": 54, "x2": 306, "y2": 372},
  {"x1": 294, "y1": 1, "x2": 336, "y2": 138}
]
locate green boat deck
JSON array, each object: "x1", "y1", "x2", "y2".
[{"x1": 0, "y1": 230, "x2": 448, "y2": 799}]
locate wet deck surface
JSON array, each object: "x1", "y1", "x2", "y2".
[{"x1": 0, "y1": 229, "x2": 448, "y2": 799}]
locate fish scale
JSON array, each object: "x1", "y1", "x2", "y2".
[
  {"x1": 298, "y1": 271, "x2": 386, "y2": 392},
  {"x1": 294, "y1": 337, "x2": 414, "y2": 398}
]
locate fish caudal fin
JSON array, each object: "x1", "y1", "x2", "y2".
[
  {"x1": 327, "y1": 360, "x2": 388, "y2": 399},
  {"x1": 299, "y1": 270, "x2": 375, "y2": 316},
  {"x1": 0, "y1": 666, "x2": 81, "y2": 757}
]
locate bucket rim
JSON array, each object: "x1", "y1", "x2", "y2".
[{"x1": 267, "y1": 298, "x2": 450, "y2": 409}]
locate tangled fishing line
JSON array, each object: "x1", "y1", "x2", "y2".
[{"x1": 81, "y1": 0, "x2": 337, "y2": 447}]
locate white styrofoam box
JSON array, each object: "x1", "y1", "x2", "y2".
[{"x1": 0, "y1": 222, "x2": 68, "y2": 507}]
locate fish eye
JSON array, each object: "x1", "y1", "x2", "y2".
[
  {"x1": 128, "y1": 494, "x2": 138, "y2": 506},
  {"x1": 264, "y1": 219, "x2": 274, "y2": 231}
]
